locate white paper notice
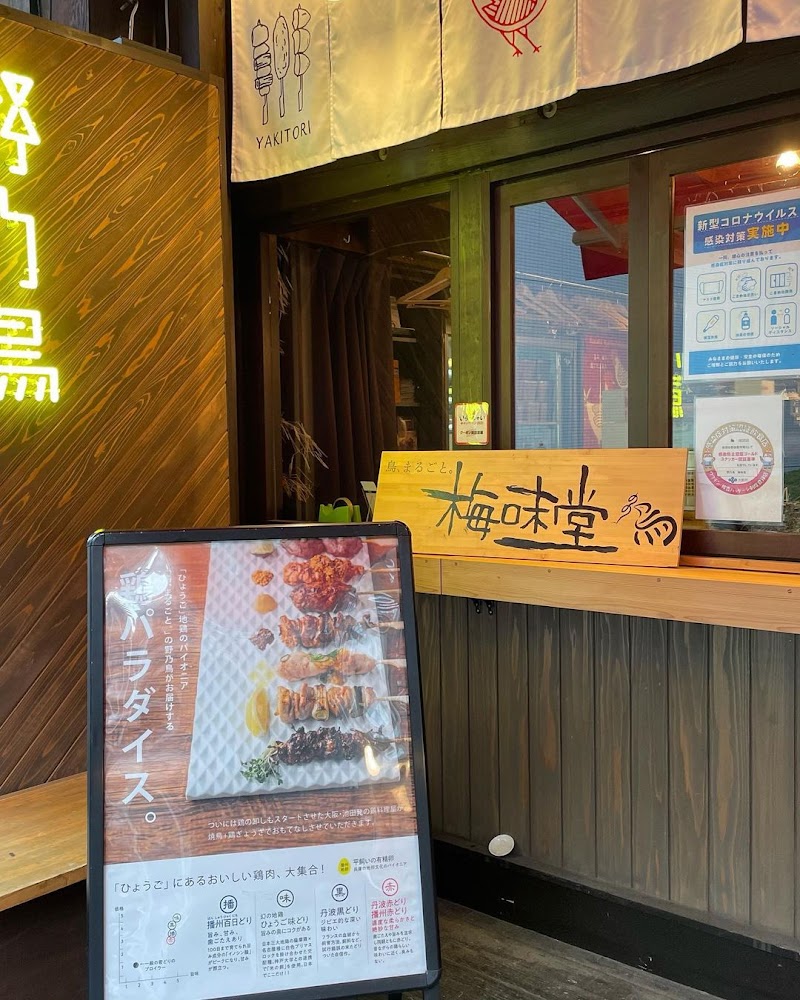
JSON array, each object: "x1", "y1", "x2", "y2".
[
  {"x1": 454, "y1": 402, "x2": 489, "y2": 447},
  {"x1": 683, "y1": 187, "x2": 800, "y2": 382},
  {"x1": 694, "y1": 395, "x2": 783, "y2": 523}
]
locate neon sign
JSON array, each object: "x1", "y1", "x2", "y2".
[{"x1": 0, "y1": 73, "x2": 58, "y2": 403}]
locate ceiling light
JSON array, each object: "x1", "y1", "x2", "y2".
[{"x1": 776, "y1": 150, "x2": 800, "y2": 171}]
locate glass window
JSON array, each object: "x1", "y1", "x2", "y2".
[
  {"x1": 671, "y1": 148, "x2": 800, "y2": 538},
  {"x1": 513, "y1": 186, "x2": 629, "y2": 449}
]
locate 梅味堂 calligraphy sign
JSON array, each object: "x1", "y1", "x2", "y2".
[{"x1": 373, "y1": 449, "x2": 688, "y2": 568}]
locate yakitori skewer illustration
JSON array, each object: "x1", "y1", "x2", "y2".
[
  {"x1": 251, "y1": 20, "x2": 273, "y2": 124},
  {"x1": 273, "y1": 13, "x2": 291, "y2": 118},
  {"x1": 292, "y1": 4, "x2": 311, "y2": 113}
]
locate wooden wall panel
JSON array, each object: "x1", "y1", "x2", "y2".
[
  {"x1": 668, "y1": 622, "x2": 709, "y2": 911},
  {"x1": 560, "y1": 609, "x2": 595, "y2": 877},
  {"x1": 709, "y1": 627, "x2": 751, "y2": 924},
  {"x1": 418, "y1": 596, "x2": 800, "y2": 948},
  {"x1": 440, "y1": 596, "x2": 471, "y2": 839},
  {"x1": 0, "y1": 17, "x2": 230, "y2": 793},
  {"x1": 750, "y1": 631, "x2": 795, "y2": 937},
  {"x1": 497, "y1": 602, "x2": 530, "y2": 855},
  {"x1": 417, "y1": 593, "x2": 443, "y2": 834},
  {"x1": 594, "y1": 614, "x2": 631, "y2": 887},
  {"x1": 528, "y1": 603, "x2": 561, "y2": 866},
  {"x1": 469, "y1": 604, "x2": 499, "y2": 846},
  {"x1": 630, "y1": 617, "x2": 669, "y2": 899}
]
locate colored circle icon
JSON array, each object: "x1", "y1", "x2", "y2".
[
  {"x1": 277, "y1": 889, "x2": 294, "y2": 908},
  {"x1": 220, "y1": 895, "x2": 237, "y2": 913},
  {"x1": 382, "y1": 878, "x2": 399, "y2": 897},
  {"x1": 337, "y1": 857, "x2": 351, "y2": 875},
  {"x1": 331, "y1": 883, "x2": 349, "y2": 902}
]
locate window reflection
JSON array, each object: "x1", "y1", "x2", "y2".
[{"x1": 514, "y1": 187, "x2": 630, "y2": 449}]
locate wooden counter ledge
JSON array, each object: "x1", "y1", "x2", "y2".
[
  {"x1": 415, "y1": 555, "x2": 800, "y2": 634},
  {"x1": 0, "y1": 773, "x2": 86, "y2": 911}
]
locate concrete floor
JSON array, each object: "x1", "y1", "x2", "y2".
[{"x1": 397, "y1": 900, "x2": 713, "y2": 1000}]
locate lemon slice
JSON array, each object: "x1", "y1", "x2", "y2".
[{"x1": 245, "y1": 687, "x2": 270, "y2": 737}]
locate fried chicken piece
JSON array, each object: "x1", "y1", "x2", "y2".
[
  {"x1": 278, "y1": 616, "x2": 302, "y2": 648},
  {"x1": 248, "y1": 627, "x2": 275, "y2": 651},
  {"x1": 290, "y1": 581, "x2": 355, "y2": 613},
  {"x1": 323, "y1": 537, "x2": 363, "y2": 558},
  {"x1": 311, "y1": 683, "x2": 329, "y2": 721},
  {"x1": 283, "y1": 554, "x2": 364, "y2": 588},
  {"x1": 251, "y1": 569, "x2": 274, "y2": 587},
  {"x1": 318, "y1": 612, "x2": 336, "y2": 647},
  {"x1": 282, "y1": 538, "x2": 325, "y2": 558},
  {"x1": 277, "y1": 683, "x2": 314, "y2": 723},
  {"x1": 300, "y1": 614, "x2": 319, "y2": 648}
]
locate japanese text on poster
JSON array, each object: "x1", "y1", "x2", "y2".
[{"x1": 683, "y1": 189, "x2": 800, "y2": 381}]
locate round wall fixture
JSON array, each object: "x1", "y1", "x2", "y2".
[{"x1": 488, "y1": 834, "x2": 515, "y2": 857}]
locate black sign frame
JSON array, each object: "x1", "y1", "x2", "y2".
[{"x1": 87, "y1": 521, "x2": 441, "y2": 1000}]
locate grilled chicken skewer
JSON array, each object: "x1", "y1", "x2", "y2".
[
  {"x1": 276, "y1": 682, "x2": 382, "y2": 723},
  {"x1": 278, "y1": 648, "x2": 404, "y2": 682}
]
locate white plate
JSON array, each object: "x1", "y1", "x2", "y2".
[{"x1": 185, "y1": 539, "x2": 403, "y2": 800}]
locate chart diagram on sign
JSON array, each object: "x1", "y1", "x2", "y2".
[{"x1": 683, "y1": 188, "x2": 800, "y2": 381}]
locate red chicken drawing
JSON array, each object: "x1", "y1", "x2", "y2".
[{"x1": 471, "y1": 0, "x2": 548, "y2": 56}]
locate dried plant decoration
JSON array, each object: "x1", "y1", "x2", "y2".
[
  {"x1": 281, "y1": 418, "x2": 327, "y2": 502},
  {"x1": 277, "y1": 240, "x2": 291, "y2": 318}
]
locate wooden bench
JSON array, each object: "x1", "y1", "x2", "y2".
[{"x1": 0, "y1": 773, "x2": 86, "y2": 912}]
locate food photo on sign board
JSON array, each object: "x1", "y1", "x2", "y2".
[{"x1": 89, "y1": 526, "x2": 440, "y2": 1000}]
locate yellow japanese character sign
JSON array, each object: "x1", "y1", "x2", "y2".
[{"x1": 0, "y1": 71, "x2": 59, "y2": 403}]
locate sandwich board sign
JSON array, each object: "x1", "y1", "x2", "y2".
[{"x1": 87, "y1": 522, "x2": 441, "y2": 1000}]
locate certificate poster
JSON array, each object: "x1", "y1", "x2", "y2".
[
  {"x1": 694, "y1": 395, "x2": 783, "y2": 523},
  {"x1": 683, "y1": 188, "x2": 800, "y2": 381},
  {"x1": 87, "y1": 526, "x2": 440, "y2": 1000}
]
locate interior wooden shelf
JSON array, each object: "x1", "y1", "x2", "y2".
[
  {"x1": 412, "y1": 554, "x2": 800, "y2": 633},
  {"x1": 0, "y1": 773, "x2": 86, "y2": 911}
]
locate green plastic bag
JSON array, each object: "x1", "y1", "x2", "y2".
[{"x1": 318, "y1": 497, "x2": 362, "y2": 524}]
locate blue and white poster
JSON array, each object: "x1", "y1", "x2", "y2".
[{"x1": 683, "y1": 188, "x2": 800, "y2": 381}]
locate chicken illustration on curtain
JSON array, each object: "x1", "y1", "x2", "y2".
[
  {"x1": 442, "y1": 0, "x2": 577, "y2": 129},
  {"x1": 470, "y1": 0, "x2": 549, "y2": 57}
]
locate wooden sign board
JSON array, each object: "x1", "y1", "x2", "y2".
[{"x1": 374, "y1": 449, "x2": 688, "y2": 568}]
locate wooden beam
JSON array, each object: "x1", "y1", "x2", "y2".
[
  {"x1": 413, "y1": 555, "x2": 800, "y2": 634},
  {"x1": 0, "y1": 775, "x2": 86, "y2": 912}
]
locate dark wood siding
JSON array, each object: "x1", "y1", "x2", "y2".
[
  {"x1": 0, "y1": 17, "x2": 231, "y2": 793},
  {"x1": 418, "y1": 595, "x2": 800, "y2": 947}
]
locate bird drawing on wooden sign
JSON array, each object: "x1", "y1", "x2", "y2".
[{"x1": 471, "y1": 0, "x2": 548, "y2": 56}]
